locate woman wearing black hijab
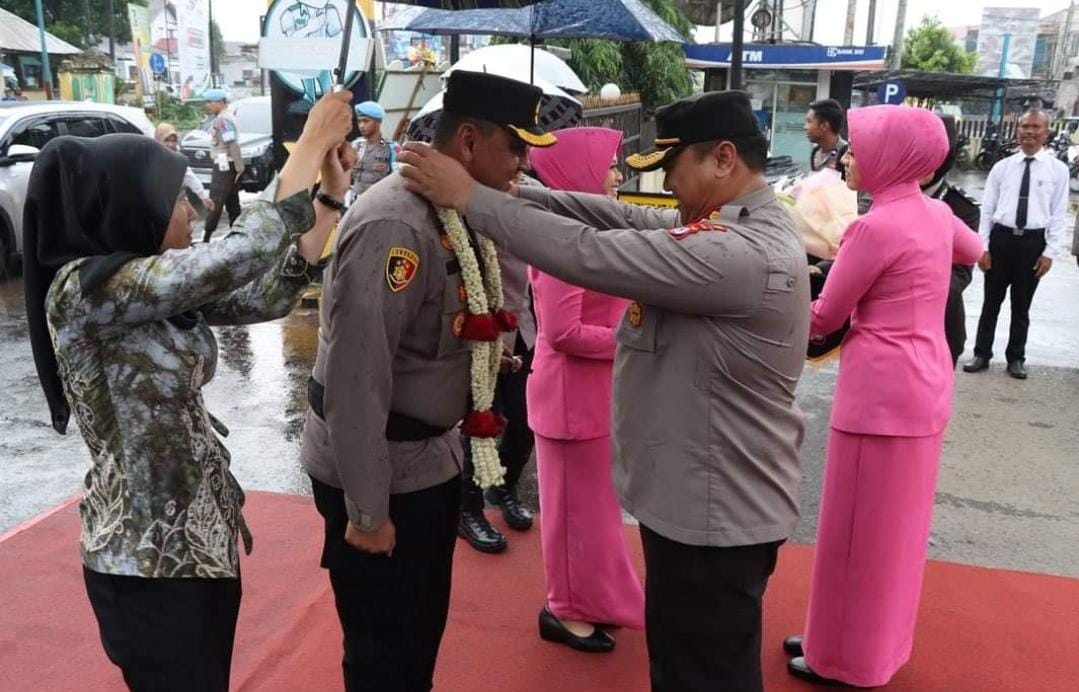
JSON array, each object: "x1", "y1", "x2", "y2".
[{"x1": 24, "y1": 91, "x2": 353, "y2": 691}]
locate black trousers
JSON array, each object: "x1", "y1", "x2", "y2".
[
  {"x1": 83, "y1": 567, "x2": 241, "y2": 692},
  {"x1": 973, "y1": 226, "x2": 1047, "y2": 364},
  {"x1": 312, "y1": 475, "x2": 460, "y2": 692},
  {"x1": 639, "y1": 526, "x2": 782, "y2": 692},
  {"x1": 461, "y1": 333, "x2": 535, "y2": 513},
  {"x1": 204, "y1": 164, "x2": 242, "y2": 241}
]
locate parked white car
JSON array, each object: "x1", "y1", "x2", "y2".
[{"x1": 0, "y1": 101, "x2": 154, "y2": 274}]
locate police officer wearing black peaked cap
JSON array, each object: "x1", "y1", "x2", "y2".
[
  {"x1": 301, "y1": 69, "x2": 554, "y2": 691},
  {"x1": 399, "y1": 89, "x2": 809, "y2": 691}
]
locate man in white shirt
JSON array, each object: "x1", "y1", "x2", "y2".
[{"x1": 964, "y1": 110, "x2": 1069, "y2": 379}]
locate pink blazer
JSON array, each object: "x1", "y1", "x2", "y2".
[
  {"x1": 811, "y1": 184, "x2": 984, "y2": 437},
  {"x1": 526, "y1": 268, "x2": 630, "y2": 440}
]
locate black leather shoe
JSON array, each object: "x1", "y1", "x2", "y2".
[
  {"x1": 783, "y1": 634, "x2": 804, "y2": 658},
  {"x1": 485, "y1": 486, "x2": 533, "y2": 531},
  {"x1": 1007, "y1": 361, "x2": 1028, "y2": 380},
  {"x1": 538, "y1": 607, "x2": 615, "y2": 653},
  {"x1": 963, "y1": 356, "x2": 990, "y2": 373},
  {"x1": 458, "y1": 511, "x2": 507, "y2": 554},
  {"x1": 787, "y1": 657, "x2": 842, "y2": 685}
]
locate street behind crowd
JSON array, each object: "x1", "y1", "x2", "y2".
[{"x1": 1, "y1": 172, "x2": 1077, "y2": 578}]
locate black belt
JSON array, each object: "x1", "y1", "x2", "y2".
[
  {"x1": 307, "y1": 377, "x2": 450, "y2": 442},
  {"x1": 992, "y1": 223, "x2": 1045, "y2": 237}
]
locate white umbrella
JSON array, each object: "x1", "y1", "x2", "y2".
[
  {"x1": 446, "y1": 44, "x2": 587, "y2": 95},
  {"x1": 407, "y1": 73, "x2": 582, "y2": 142}
]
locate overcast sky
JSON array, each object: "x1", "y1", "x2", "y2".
[{"x1": 217, "y1": 0, "x2": 1075, "y2": 44}]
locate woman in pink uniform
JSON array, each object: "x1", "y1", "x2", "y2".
[
  {"x1": 527, "y1": 127, "x2": 643, "y2": 654},
  {"x1": 784, "y1": 106, "x2": 984, "y2": 686}
]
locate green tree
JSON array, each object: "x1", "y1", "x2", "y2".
[
  {"x1": 496, "y1": 0, "x2": 694, "y2": 112},
  {"x1": 211, "y1": 19, "x2": 226, "y2": 79},
  {"x1": 900, "y1": 16, "x2": 977, "y2": 74},
  {"x1": 6, "y1": 0, "x2": 133, "y2": 51}
]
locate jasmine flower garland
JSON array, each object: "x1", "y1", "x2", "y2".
[{"x1": 436, "y1": 207, "x2": 511, "y2": 488}]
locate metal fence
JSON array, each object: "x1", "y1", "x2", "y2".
[{"x1": 581, "y1": 101, "x2": 646, "y2": 191}]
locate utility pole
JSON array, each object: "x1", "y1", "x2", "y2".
[
  {"x1": 844, "y1": 0, "x2": 857, "y2": 45},
  {"x1": 890, "y1": 0, "x2": 909, "y2": 68},
  {"x1": 1056, "y1": 0, "x2": 1076, "y2": 79},
  {"x1": 34, "y1": 0, "x2": 54, "y2": 99},
  {"x1": 108, "y1": 0, "x2": 116, "y2": 61},
  {"x1": 82, "y1": 0, "x2": 93, "y2": 48},
  {"x1": 208, "y1": 0, "x2": 217, "y2": 87},
  {"x1": 731, "y1": 0, "x2": 746, "y2": 90},
  {"x1": 866, "y1": 0, "x2": 877, "y2": 45},
  {"x1": 801, "y1": 0, "x2": 818, "y2": 42}
]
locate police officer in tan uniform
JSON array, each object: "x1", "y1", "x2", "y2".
[
  {"x1": 400, "y1": 90, "x2": 809, "y2": 692},
  {"x1": 300, "y1": 70, "x2": 555, "y2": 692}
]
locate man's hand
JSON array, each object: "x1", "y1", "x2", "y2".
[
  {"x1": 398, "y1": 142, "x2": 477, "y2": 213},
  {"x1": 299, "y1": 90, "x2": 354, "y2": 154},
  {"x1": 1034, "y1": 255, "x2": 1053, "y2": 279},
  {"x1": 321, "y1": 142, "x2": 357, "y2": 200},
  {"x1": 345, "y1": 518, "x2": 396, "y2": 556},
  {"x1": 977, "y1": 251, "x2": 991, "y2": 273},
  {"x1": 204, "y1": 198, "x2": 215, "y2": 212}
]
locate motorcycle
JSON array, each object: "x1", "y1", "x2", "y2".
[
  {"x1": 955, "y1": 132, "x2": 973, "y2": 171},
  {"x1": 975, "y1": 127, "x2": 1019, "y2": 171}
]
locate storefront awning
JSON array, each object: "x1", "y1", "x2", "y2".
[{"x1": 685, "y1": 43, "x2": 887, "y2": 71}]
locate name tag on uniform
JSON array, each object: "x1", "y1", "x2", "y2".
[{"x1": 215, "y1": 153, "x2": 229, "y2": 171}]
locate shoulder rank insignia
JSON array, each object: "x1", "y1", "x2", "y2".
[
  {"x1": 666, "y1": 219, "x2": 727, "y2": 240},
  {"x1": 386, "y1": 247, "x2": 419, "y2": 292}
]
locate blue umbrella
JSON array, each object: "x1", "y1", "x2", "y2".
[{"x1": 392, "y1": 0, "x2": 685, "y2": 43}]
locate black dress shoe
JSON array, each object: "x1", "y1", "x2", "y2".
[
  {"x1": 485, "y1": 486, "x2": 533, "y2": 531},
  {"x1": 787, "y1": 657, "x2": 842, "y2": 685},
  {"x1": 963, "y1": 356, "x2": 990, "y2": 373},
  {"x1": 538, "y1": 607, "x2": 615, "y2": 653},
  {"x1": 783, "y1": 634, "x2": 804, "y2": 658},
  {"x1": 458, "y1": 511, "x2": 507, "y2": 554},
  {"x1": 1007, "y1": 361, "x2": 1028, "y2": 380}
]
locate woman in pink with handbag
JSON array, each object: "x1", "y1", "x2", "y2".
[
  {"x1": 527, "y1": 127, "x2": 644, "y2": 653},
  {"x1": 784, "y1": 106, "x2": 984, "y2": 686}
]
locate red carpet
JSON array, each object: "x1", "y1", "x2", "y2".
[{"x1": 1, "y1": 491, "x2": 1074, "y2": 691}]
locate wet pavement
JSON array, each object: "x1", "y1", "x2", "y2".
[{"x1": 2, "y1": 179, "x2": 1078, "y2": 578}]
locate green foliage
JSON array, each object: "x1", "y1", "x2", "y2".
[
  {"x1": 495, "y1": 0, "x2": 694, "y2": 112},
  {"x1": 155, "y1": 95, "x2": 206, "y2": 131},
  {"x1": 901, "y1": 16, "x2": 977, "y2": 74},
  {"x1": 6, "y1": 0, "x2": 134, "y2": 50},
  {"x1": 211, "y1": 20, "x2": 226, "y2": 77}
]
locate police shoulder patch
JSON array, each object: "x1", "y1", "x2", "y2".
[
  {"x1": 666, "y1": 220, "x2": 728, "y2": 240},
  {"x1": 386, "y1": 247, "x2": 420, "y2": 292}
]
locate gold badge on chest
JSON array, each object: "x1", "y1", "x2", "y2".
[{"x1": 628, "y1": 301, "x2": 643, "y2": 327}]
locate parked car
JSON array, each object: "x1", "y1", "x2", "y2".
[
  {"x1": 0, "y1": 100, "x2": 155, "y2": 275},
  {"x1": 179, "y1": 95, "x2": 275, "y2": 194}
]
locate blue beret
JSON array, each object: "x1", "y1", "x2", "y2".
[
  {"x1": 355, "y1": 101, "x2": 385, "y2": 120},
  {"x1": 204, "y1": 88, "x2": 227, "y2": 102}
]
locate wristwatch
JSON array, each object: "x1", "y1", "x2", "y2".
[
  {"x1": 281, "y1": 239, "x2": 326, "y2": 282},
  {"x1": 316, "y1": 191, "x2": 347, "y2": 214}
]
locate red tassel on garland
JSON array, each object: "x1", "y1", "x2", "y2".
[
  {"x1": 494, "y1": 309, "x2": 518, "y2": 332},
  {"x1": 459, "y1": 314, "x2": 502, "y2": 341},
  {"x1": 461, "y1": 410, "x2": 507, "y2": 438}
]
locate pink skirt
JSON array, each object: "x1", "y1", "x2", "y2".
[
  {"x1": 803, "y1": 429, "x2": 944, "y2": 687},
  {"x1": 535, "y1": 434, "x2": 644, "y2": 628}
]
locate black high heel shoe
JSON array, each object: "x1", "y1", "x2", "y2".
[
  {"x1": 787, "y1": 657, "x2": 843, "y2": 686},
  {"x1": 538, "y1": 607, "x2": 615, "y2": 653},
  {"x1": 783, "y1": 634, "x2": 804, "y2": 657}
]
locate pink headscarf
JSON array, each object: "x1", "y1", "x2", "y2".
[
  {"x1": 530, "y1": 127, "x2": 623, "y2": 194},
  {"x1": 847, "y1": 105, "x2": 949, "y2": 197}
]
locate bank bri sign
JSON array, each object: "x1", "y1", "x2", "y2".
[{"x1": 684, "y1": 43, "x2": 887, "y2": 71}]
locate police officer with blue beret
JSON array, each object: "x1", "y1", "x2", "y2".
[
  {"x1": 202, "y1": 88, "x2": 244, "y2": 243},
  {"x1": 349, "y1": 100, "x2": 399, "y2": 201}
]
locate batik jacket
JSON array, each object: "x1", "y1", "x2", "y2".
[{"x1": 47, "y1": 181, "x2": 315, "y2": 578}]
